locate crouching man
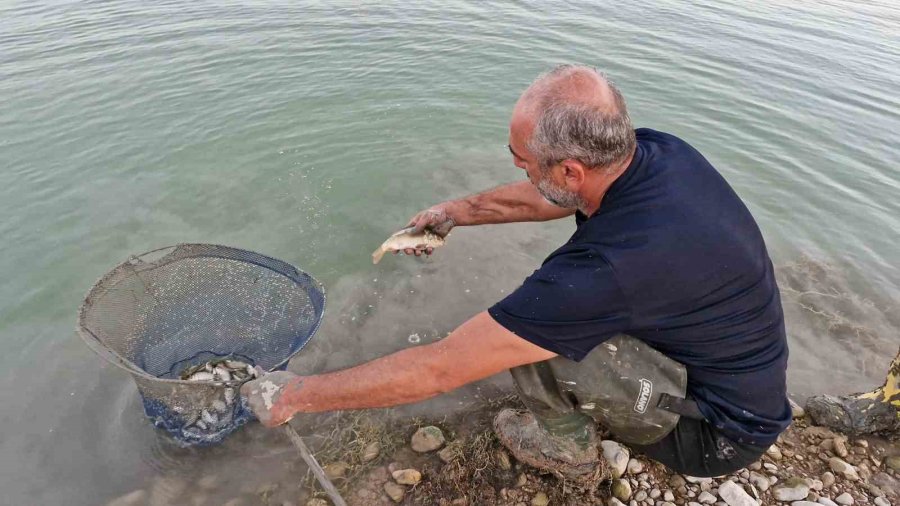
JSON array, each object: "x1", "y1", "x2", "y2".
[{"x1": 243, "y1": 64, "x2": 791, "y2": 482}]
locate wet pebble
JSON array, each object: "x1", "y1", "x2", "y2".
[
  {"x1": 717, "y1": 480, "x2": 757, "y2": 506},
  {"x1": 601, "y1": 440, "x2": 630, "y2": 479},
  {"x1": 828, "y1": 457, "x2": 859, "y2": 481},
  {"x1": 531, "y1": 491, "x2": 549, "y2": 506},
  {"x1": 383, "y1": 482, "x2": 405, "y2": 503},
  {"x1": 410, "y1": 426, "x2": 445, "y2": 453},
  {"x1": 392, "y1": 468, "x2": 422, "y2": 485},
  {"x1": 612, "y1": 478, "x2": 632, "y2": 501},
  {"x1": 362, "y1": 441, "x2": 380, "y2": 462}
]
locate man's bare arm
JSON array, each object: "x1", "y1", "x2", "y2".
[
  {"x1": 407, "y1": 181, "x2": 575, "y2": 241},
  {"x1": 242, "y1": 312, "x2": 556, "y2": 425}
]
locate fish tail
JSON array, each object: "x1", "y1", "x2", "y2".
[{"x1": 372, "y1": 247, "x2": 386, "y2": 264}]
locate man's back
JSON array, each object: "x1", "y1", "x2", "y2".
[{"x1": 491, "y1": 128, "x2": 791, "y2": 446}]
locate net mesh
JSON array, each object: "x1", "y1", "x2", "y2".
[{"x1": 77, "y1": 244, "x2": 326, "y2": 446}]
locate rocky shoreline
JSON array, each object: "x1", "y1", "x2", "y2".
[{"x1": 107, "y1": 396, "x2": 899, "y2": 506}]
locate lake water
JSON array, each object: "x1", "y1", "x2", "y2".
[{"x1": 1, "y1": 1, "x2": 898, "y2": 504}]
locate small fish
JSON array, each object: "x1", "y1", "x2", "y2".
[
  {"x1": 213, "y1": 366, "x2": 232, "y2": 382},
  {"x1": 371, "y1": 227, "x2": 445, "y2": 264},
  {"x1": 188, "y1": 371, "x2": 216, "y2": 382}
]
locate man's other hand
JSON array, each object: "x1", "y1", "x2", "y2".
[{"x1": 240, "y1": 371, "x2": 302, "y2": 428}]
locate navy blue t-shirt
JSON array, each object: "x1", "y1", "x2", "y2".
[{"x1": 489, "y1": 128, "x2": 791, "y2": 447}]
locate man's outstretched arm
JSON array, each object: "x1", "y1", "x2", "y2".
[{"x1": 241, "y1": 311, "x2": 556, "y2": 427}]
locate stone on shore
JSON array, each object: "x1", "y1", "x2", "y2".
[
  {"x1": 718, "y1": 480, "x2": 758, "y2": 506},
  {"x1": 411, "y1": 426, "x2": 445, "y2": 453},
  {"x1": 612, "y1": 478, "x2": 632, "y2": 501},
  {"x1": 773, "y1": 477, "x2": 810, "y2": 502},
  {"x1": 828, "y1": 457, "x2": 859, "y2": 481},
  {"x1": 383, "y1": 482, "x2": 405, "y2": 503},
  {"x1": 834, "y1": 493, "x2": 854, "y2": 505},
  {"x1": 305, "y1": 499, "x2": 329, "y2": 506},
  {"x1": 600, "y1": 440, "x2": 630, "y2": 479},
  {"x1": 698, "y1": 491, "x2": 717, "y2": 504},
  {"x1": 392, "y1": 468, "x2": 422, "y2": 485},
  {"x1": 323, "y1": 461, "x2": 350, "y2": 480},
  {"x1": 626, "y1": 458, "x2": 644, "y2": 475},
  {"x1": 362, "y1": 441, "x2": 381, "y2": 462},
  {"x1": 818, "y1": 498, "x2": 838, "y2": 506},
  {"x1": 531, "y1": 491, "x2": 550, "y2": 506},
  {"x1": 821, "y1": 472, "x2": 835, "y2": 487},
  {"x1": 748, "y1": 472, "x2": 769, "y2": 492},
  {"x1": 886, "y1": 456, "x2": 900, "y2": 472}
]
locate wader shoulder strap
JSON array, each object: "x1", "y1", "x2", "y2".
[{"x1": 657, "y1": 393, "x2": 705, "y2": 420}]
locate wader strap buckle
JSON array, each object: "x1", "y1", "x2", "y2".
[{"x1": 657, "y1": 393, "x2": 705, "y2": 420}]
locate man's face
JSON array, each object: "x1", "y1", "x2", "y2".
[{"x1": 508, "y1": 110, "x2": 585, "y2": 210}]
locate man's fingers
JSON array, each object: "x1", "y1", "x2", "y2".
[{"x1": 425, "y1": 247, "x2": 434, "y2": 255}]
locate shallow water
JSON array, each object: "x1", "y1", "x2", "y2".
[{"x1": 1, "y1": 1, "x2": 898, "y2": 504}]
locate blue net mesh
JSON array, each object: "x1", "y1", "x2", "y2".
[{"x1": 77, "y1": 244, "x2": 326, "y2": 446}]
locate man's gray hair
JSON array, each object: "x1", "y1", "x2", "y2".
[{"x1": 527, "y1": 65, "x2": 636, "y2": 172}]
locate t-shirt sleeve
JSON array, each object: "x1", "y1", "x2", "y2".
[{"x1": 488, "y1": 246, "x2": 630, "y2": 361}]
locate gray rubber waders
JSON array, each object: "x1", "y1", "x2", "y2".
[{"x1": 511, "y1": 334, "x2": 688, "y2": 446}]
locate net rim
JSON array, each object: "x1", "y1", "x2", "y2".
[{"x1": 75, "y1": 243, "x2": 327, "y2": 384}]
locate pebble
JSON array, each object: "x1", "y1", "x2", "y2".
[
  {"x1": 664, "y1": 490, "x2": 676, "y2": 502},
  {"x1": 873, "y1": 499, "x2": 890, "y2": 506},
  {"x1": 411, "y1": 426, "x2": 445, "y2": 452},
  {"x1": 789, "y1": 398, "x2": 805, "y2": 418},
  {"x1": 627, "y1": 458, "x2": 644, "y2": 475},
  {"x1": 748, "y1": 472, "x2": 769, "y2": 492},
  {"x1": 305, "y1": 500, "x2": 329, "y2": 506},
  {"x1": 772, "y1": 478, "x2": 809, "y2": 502},
  {"x1": 106, "y1": 490, "x2": 148, "y2": 506},
  {"x1": 834, "y1": 493, "x2": 853, "y2": 506},
  {"x1": 609, "y1": 499, "x2": 627, "y2": 506},
  {"x1": 392, "y1": 469, "x2": 422, "y2": 485},
  {"x1": 612, "y1": 479, "x2": 633, "y2": 501},
  {"x1": 516, "y1": 473, "x2": 527, "y2": 488},
  {"x1": 828, "y1": 457, "x2": 860, "y2": 481},
  {"x1": 832, "y1": 437, "x2": 849, "y2": 458},
  {"x1": 718, "y1": 480, "x2": 758, "y2": 506},
  {"x1": 438, "y1": 444, "x2": 459, "y2": 463},
  {"x1": 601, "y1": 440, "x2": 630, "y2": 479},
  {"x1": 323, "y1": 461, "x2": 350, "y2": 480},
  {"x1": 821, "y1": 472, "x2": 835, "y2": 487},
  {"x1": 650, "y1": 488, "x2": 662, "y2": 499},
  {"x1": 383, "y1": 482, "x2": 405, "y2": 503},
  {"x1": 496, "y1": 449, "x2": 513, "y2": 471},
  {"x1": 764, "y1": 463, "x2": 779, "y2": 472},
  {"x1": 886, "y1": 456, "x2": 900, "y2": 472},
  {"x1": 807, "y1": 479, "x2": 823, "y2": 492},
  {"x1": 362, "y1": 441, "x2": 381, "y2": 462},
  {"x1": 634, "y1": 490, "x2": 648, "y2": 502},
  {"x1": 767, "y1": 445, "x2": 784, "y2": 460},
  {"x1": 531, "y1": 491, "x2": 550, "y2": 506},
  {"x1": 817, "y1": 499, "x2": 838, "y2": 506},
  {"x1": 792, "y1": 503, "x2": 820, "y2": 506},
  {"x1": 698, "y1": 491, "x2": 717, "y2": 504}
]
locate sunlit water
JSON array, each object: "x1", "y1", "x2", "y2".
[{"x1": 1, "y1": 1, "x2": 898, "y2": 504}]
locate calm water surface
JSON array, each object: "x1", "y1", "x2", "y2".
[{"x1": 1, "y1": 1, "x2": 898, "y2": 504}]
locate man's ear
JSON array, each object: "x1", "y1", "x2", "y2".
[{"x1": 561, "y1": 159, "x2": 587, "y2": 188}]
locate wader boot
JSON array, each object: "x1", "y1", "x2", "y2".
[
  {"x1": 494, "y1": 334, "x2": 694, "y2": 484},
  {"x1": 806, "y1": 346, "x2": 900, "y2": 435}
]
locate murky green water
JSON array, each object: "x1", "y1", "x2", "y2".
[{"x1": 1, "y1": 1, "x2": 898, "y2": 503}]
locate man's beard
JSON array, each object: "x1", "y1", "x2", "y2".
[{"x1": 536, "y1": 175, "x2": 587, "y2": 211}]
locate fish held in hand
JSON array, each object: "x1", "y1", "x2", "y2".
[{"x1": 372, "y1": 226, "x2": 445, "y2": 264}]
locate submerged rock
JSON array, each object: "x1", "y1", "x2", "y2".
[{"x1": 411, "y1": 426, "x2": 445, "y2": 453}]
